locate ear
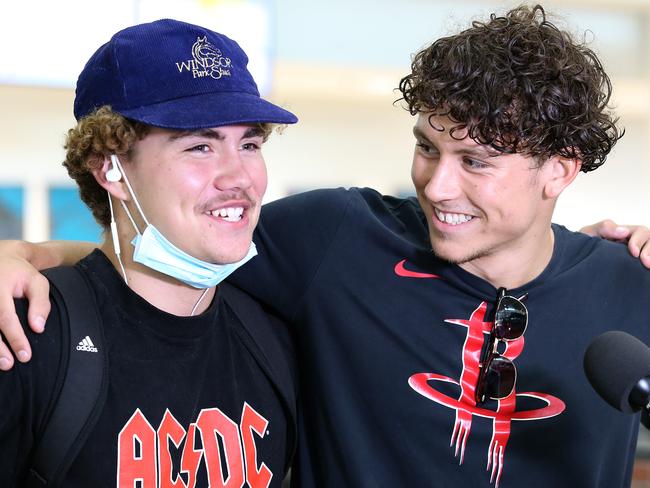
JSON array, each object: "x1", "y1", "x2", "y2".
[
  {"x1": 92, "y1": 157, "x2": 130, "y2": 201},
  {"x1": 542, "y1": 156, "x2": 581, "y2": 199}
]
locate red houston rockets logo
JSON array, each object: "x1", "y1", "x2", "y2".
[
  {"x1": 396, "y1": 260, "x2": 566, "y2": 487},
  {"x1": 117, "y1": 403, "x2": 273, "y2": 488}
]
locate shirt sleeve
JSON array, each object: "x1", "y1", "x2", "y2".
[{"x1": 227, "y1": 188, "x2": 354, "y2": 322}]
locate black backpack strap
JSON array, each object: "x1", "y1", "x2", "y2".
[
  {"x1": 25, "y1": 266, "x2": 108, "y2": 488},
  {"x1": 219, "y1": 282, "x2": 297, "y2": 468}
]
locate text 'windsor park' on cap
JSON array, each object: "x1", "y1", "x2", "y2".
[{"x1": 73, "y1": 18, "x2": 297, "y2": 129}]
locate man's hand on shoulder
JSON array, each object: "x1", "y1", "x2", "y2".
[
  {"x1": 0, "y1": 241, "x2": 52, "y2": 370},
  {"x1": 0, "y1": 239, "x2": 95, "y2": 369},
  {"x1": 580, "y1": 220, "x2": 650, "y2": 269}
]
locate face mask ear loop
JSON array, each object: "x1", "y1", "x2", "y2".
[
  {"x1": 111, "y1": 154, "x2": 150, "y2": 229},
  {"x1": 120, "y1": 200, "x2": 142, "y2": 236},
  {"x1": 108, "y1": 192, "x2": 129, "y2": 285}
]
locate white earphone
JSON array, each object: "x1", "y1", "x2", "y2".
[{"x1": 106, "y1": 155, "x2": 123, "y2": 182}]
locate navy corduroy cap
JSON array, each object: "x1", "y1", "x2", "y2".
[{"x1": 74, "y1": 19, "x2": 297, "y2": 129}]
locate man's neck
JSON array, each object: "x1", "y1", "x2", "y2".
[
  {"x1": 458, "y1": 225, "x2": 555, "y2": 290},
  {"x1": 99, "y1": 241, "x2": 216, "y2": 317}
]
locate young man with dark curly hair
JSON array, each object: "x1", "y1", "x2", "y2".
[
  {"x1": 0, "y1": 19, "x2": 299, "y2": 487},
  {"x1": 0, "y1": 5, "x2": 649, "y2": 488}
]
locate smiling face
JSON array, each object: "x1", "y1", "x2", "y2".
[
  {"x1": 119, "y1": 124, "x2": 267, "y2": 265},
  {"x1": 411, "y1": 113, "x2": 562, "y2": 278}
]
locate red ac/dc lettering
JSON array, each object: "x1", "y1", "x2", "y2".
[{"x1": 117, "y1": 403, "x2": 272, "y2": 488}]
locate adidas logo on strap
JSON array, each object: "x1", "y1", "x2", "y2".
[{"x1": 76, "y1": 335, "x2": 98, "y2": 353}]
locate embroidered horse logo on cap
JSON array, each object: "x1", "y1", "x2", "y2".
[{"x1": 175, "y1": 36, "x2": 232, "y2": 80}]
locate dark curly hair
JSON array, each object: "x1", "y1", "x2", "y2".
[
  {"x1": 398, "y1": 4, "x2": 622, "y2": 172},
  {"x1": 64, "y1": 106, "x2": 274, "y2": 228}
]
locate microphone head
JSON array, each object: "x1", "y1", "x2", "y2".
[{"x1": 584, "y1": 331, "x2": 650, "y2": 414}]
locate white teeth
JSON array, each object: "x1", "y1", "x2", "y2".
[
  {"x1": 434, "y1": 208, "x2": 474, "y2": 226},
  {"x1": 209, "y1": 207, "x2": 244, "y2": 222}
]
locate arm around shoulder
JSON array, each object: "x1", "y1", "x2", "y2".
[
  {"x1": 0, "y1": 239, "x2": 94, "y2": 370},
  {"x1": 580, "y1": 220, "x2": 650, "y2": 269},
  {"x1": 10, "y1": 240, "x2": 96, "y2": 270}
]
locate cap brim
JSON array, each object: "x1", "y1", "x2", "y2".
[{"x1": 116, "y1": 91, "x2": 297, "y2": 129}]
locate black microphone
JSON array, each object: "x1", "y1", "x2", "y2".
[{"x1": 583, "y1": 330, "x2": 650, "y2": 428}]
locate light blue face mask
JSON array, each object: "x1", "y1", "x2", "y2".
[
  {"x1": 131, "y1": 226, "x2": 257, "y2": 289},
  {"x1": 108, "y1": 154, "x2": 257, "y2": 289}
]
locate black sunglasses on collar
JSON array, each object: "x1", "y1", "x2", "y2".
[{"x1": 475, "y1": 287, "x2": 528, "y2": 404}]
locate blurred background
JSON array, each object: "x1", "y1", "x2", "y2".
[
  {"x1": 2, "y1": 0, "x2": 649, "y2": 241},
  {"x1": 1, "y1": 0, "x2": 649, "y2": 483}
]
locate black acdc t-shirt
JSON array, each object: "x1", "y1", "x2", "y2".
[{"x1": 0, "y1": 250, "x2": 295, "y2": 487}]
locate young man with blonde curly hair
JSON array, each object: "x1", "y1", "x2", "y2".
[
  {"x1": 0, "y1": 5, "x2": 649, "y2": 488},
  {"x1": 0, "y1": 19, "x2": 298, "y2": 487}
]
